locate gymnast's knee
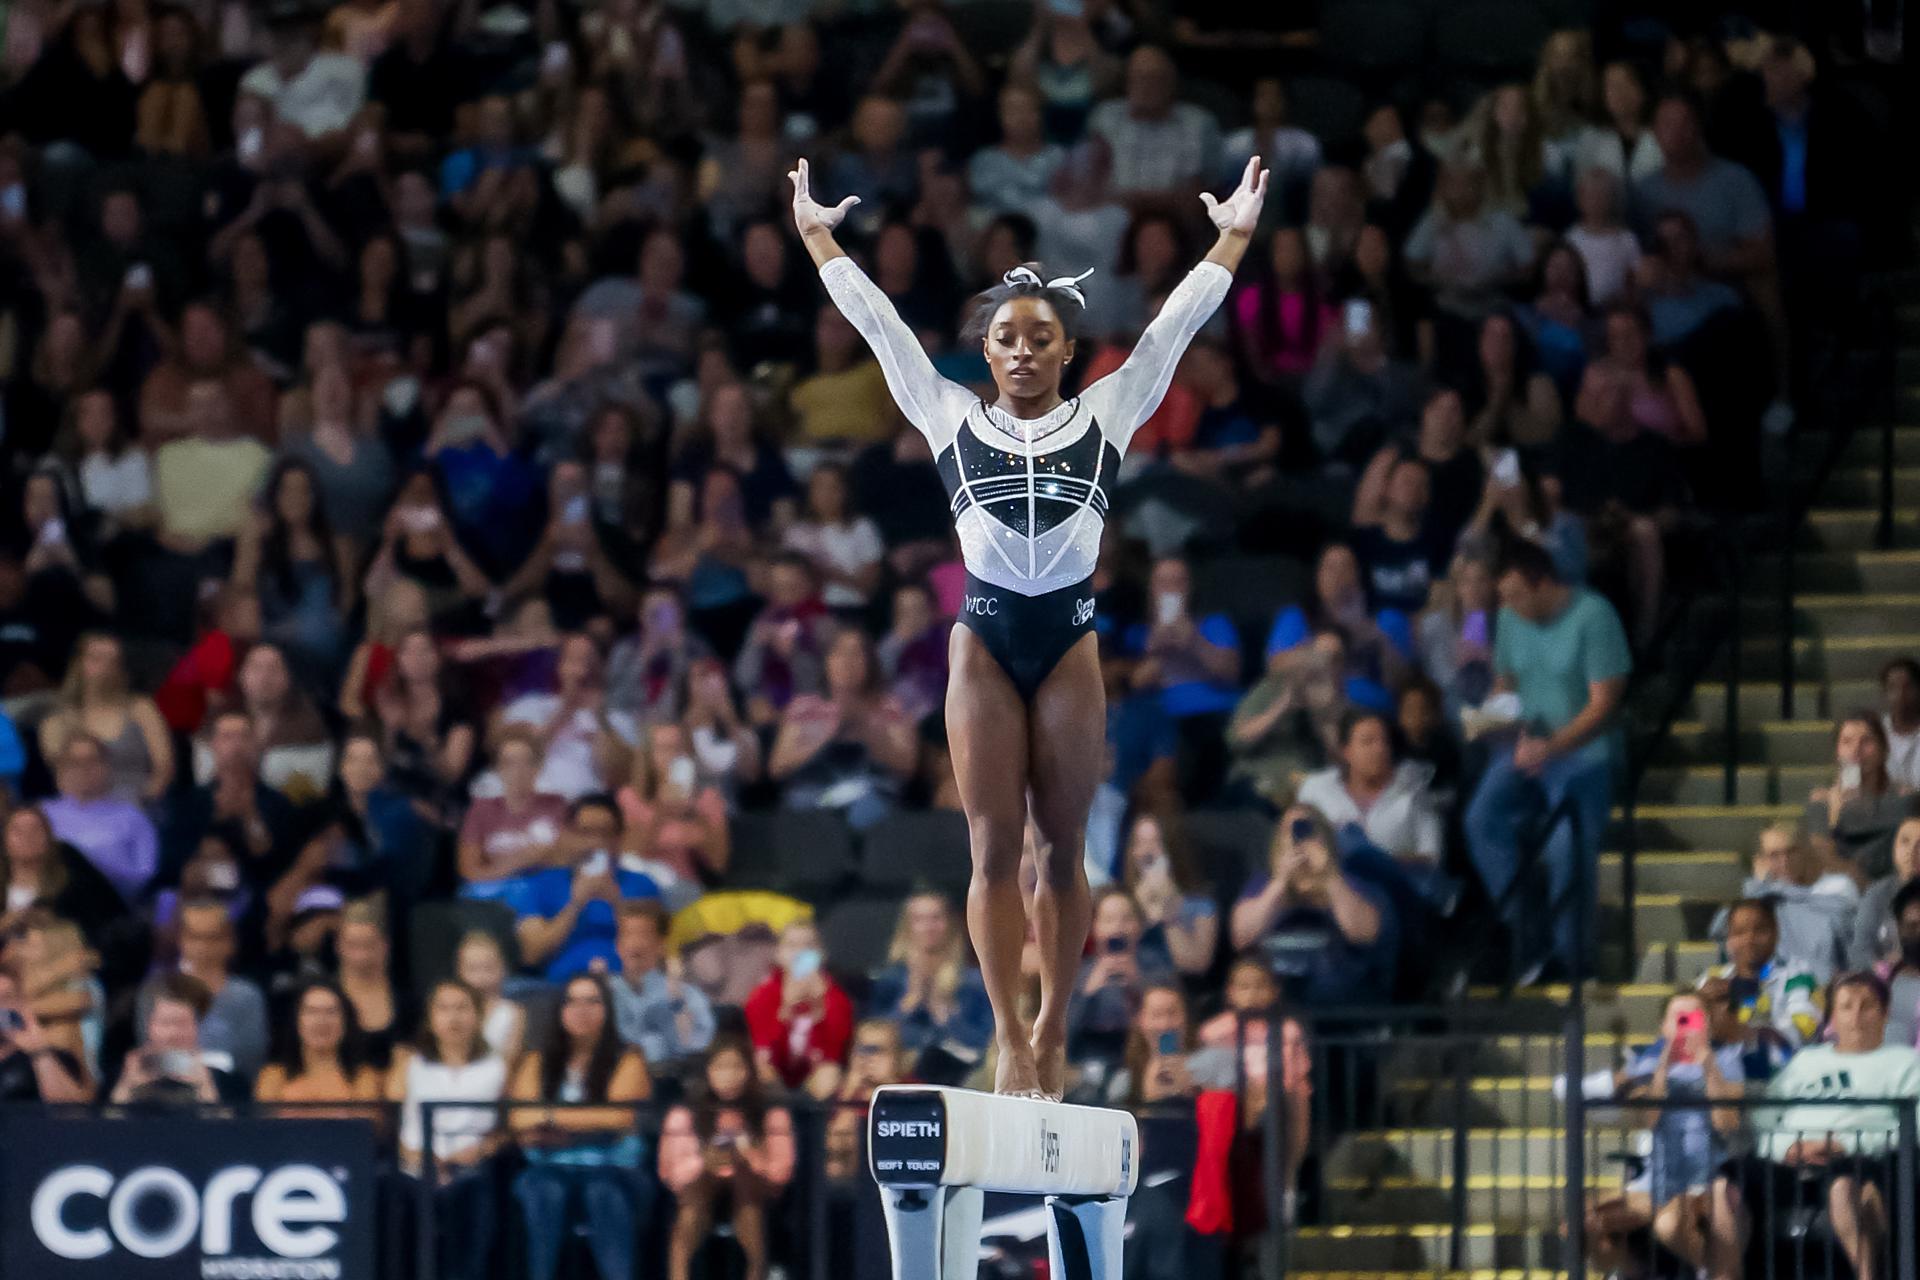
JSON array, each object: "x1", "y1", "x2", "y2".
[
  {"x1": 1028, "y1": 828, "x2": 1084, "y2": 889},
  {"x1": 967, "y1": 815, "x2": 1025, "y2": 885}
]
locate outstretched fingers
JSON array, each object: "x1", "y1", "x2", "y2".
[
  {"x1": 788, "y1": 157, "x2": 811, "y2": 201},
  {"x1": 1240, "y1": 153, "x2": 1261, "y2": 194}
]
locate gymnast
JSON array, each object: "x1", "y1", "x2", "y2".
[{"x1": 793, "y1": 155, "x2": 1268, "y2": 1098}]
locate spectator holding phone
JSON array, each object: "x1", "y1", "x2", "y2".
[
  {"x1": 1231, "y1": 806, "x2": 1398, "y2": 1006},
  {"x1": 1854, "y1": 816, "x2": 1920, "y2": 972},
  {"x1": 1067, "y1": 889, "x2": 1172, "y2": 1075},
  {"x1": 0, "y1": 968, "x2": 89, "y2": 1101},
  {"x1": 515, "y1": 795, "x2": 663, "y2": 980},
  {"x1": 609, "y1": 899, "x2": 715, "y2": 1070},
  {"x1": 1107, "y1": 980, "x2": 1194, "y2": 1108},
  {"x1": 659, "y1": 1036, "x2": 796, "y2": 1280},
  {"x1": 1807, "y1": 711, "x2": 1913, "y2": 881},
  {"x1": 1117, "y1": 810, "x2": 1218, "y2": 976},
  {"x1": 1698, "y1": 899, "x2": 1821, "y2": 1053},
  {"x1": 110, "y1": 972, "x2": 247, "y2": 1105},
  {"x1": 832, "y1": 1018, "x2": 908, "y2": 1103}
]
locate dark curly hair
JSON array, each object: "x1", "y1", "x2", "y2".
[{"x1": 960, "y1": 262, "x2": 1089, "y2": 345}]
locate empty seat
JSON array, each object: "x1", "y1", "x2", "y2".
[
  {"x1": 408, "y1": 899, "x2": 520, "y2": 995},
  {"x1": 859, "y1": 810, "x2": 973, "y2": 898},
  {"x1": 1318, "y1": 0, "x2": 1428, "y2": 77},
  {"x1": 1434, "y1": 0, "x2": 1550, "y2": 76},
  {"x1": 728, "y1": 811, "x2": 857, "y2": 897},
  {"x1": 819, "y1": 895, "x2": 910, "y2": 984},
  {"x1": 1184, "y1": 809, "x2": 1276, "y2": 898}
]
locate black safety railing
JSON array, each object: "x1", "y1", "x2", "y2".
[
  {"x1": 1572, "y1": 1092, "x2": 1920, "y2": 1280},
  {"x1": 1612, "y1": 268, "x2": 1898, "y2": 984}
]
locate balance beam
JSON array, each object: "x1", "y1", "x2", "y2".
[{"x1": 867, "y1": 1086, "x2": 1139, "y2": 1280}]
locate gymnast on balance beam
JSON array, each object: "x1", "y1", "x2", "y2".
[{"x1": 792, "y1": 155, "x2": 1268, "y2": 1100}]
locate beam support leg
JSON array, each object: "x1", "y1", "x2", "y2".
[{"x1": 1046, "y1": 1194, "x2": 1128, "y2": 1280}]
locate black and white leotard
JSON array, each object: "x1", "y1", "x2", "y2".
[{"x1": 820, "y1": 256, "x2": 1231, "y2": 698}]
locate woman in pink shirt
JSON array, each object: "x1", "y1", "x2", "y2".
[
  {"x1": 658, "y1": 1037, "x2": 795, "y2": 1280},
  {"x1": 1232, "y1": 226, "x2": 1337, "y2": 383}
]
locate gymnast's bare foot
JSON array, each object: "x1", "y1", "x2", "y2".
[
  {"x1": 994, "y1": 1037, "x2": 1042, "y2": 1096},
  {"x1": 1030, "y1": 1028, "x2": 1067, "y2": 1101}
]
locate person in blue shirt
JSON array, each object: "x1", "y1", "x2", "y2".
[
  {"x1": 1265, "y1": 541, "x2": 1413, "y2": 713},
  {"x1": 515, "y1": 795, "x2": 662, "y2": 981},
  {"x1": 1465, "y1": 539, "x2": 1630, "y2": 983},
  {"x1": 1124, "y1": 554, "x2": 1243, "y2": 802},
  {"x1": 865, "y1": 892, "x2": 993, "y2": 1060}
]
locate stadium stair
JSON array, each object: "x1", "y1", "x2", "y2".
[{"x1": 1286, "y1": 307, "x2": 1920, "y2": 1279}]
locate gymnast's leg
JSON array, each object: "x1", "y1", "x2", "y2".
[
  {"x1": 1025, "y1": 632, "x2": 1104, "y2": 1099},
  {"x1": 947, "y1": 625, "x2": 1039, "y2": 1094}
]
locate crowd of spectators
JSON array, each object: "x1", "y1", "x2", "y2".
[{"x1": 0, "y1": 0, "x2": 1895, "y2": 1276}]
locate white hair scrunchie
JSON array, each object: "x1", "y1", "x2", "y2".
[{"x1": 1002, "y1": 265, "x2": 1096, "y2": 308}]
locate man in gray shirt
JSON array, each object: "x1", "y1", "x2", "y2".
[
  {"x1": 138, "y1": 900, "x2": 269, "y2": 1079},
  {"x1": 1087, "y1": 46, "x2": 1219, "y2": 200},
  {"x1": 608, "y1": 900, "x2": 714, "y2": 1071}
]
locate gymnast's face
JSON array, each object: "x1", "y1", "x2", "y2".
[{"x1": 984, "y1": 297, "x2": 1075, "y2": 407}]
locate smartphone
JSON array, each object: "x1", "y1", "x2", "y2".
[
  {"x1": 238, "y1": 126, "x2": 264, "y2": 165},
  {"x1": 667, "y1": 756, "x2": 697, "y2": 792},
  {"x1": 1103, "y1": 935, "x2": 1128, "y2": 954},
  {"x1": 124, "y1": 263, "x2": 153, "y2": 291},
  {"x1": 1155, "y1": 591, "x2": 1184, "y2": 626},
  {"x1": 1290, "y1": 816, "x2": 1316, "y2": 844},
  {"x1": 562, "y1": 494, "x2": 590, "y2": 526},
  {"x1": 401, "y1": 506, "x2": 442, "y2": 535},
  {"x1": 1343, "y1": 298, "x2": 1373, "y2": 338},
  {"x1": 1492, "y1": 448, "x2": 1521, "y2": 487},
  {"x1": 0, "y1": 184, "x2": 25, "y2": 220},
  {"x1": 543, "y1": 41, "x2": 572, "y2": 73},
  {"x1": 580, "y1": 850, "x2": 611, "y2": 878},
  {"x1": 1671, "y1": 1009, "x2": 1705, "y2": 1063},
  {"x1": 0, "y1": 1007, "x2": 24, "y2": 1035},
  {"x1": 1841, "y1": 762, "x2": 1864, "y2": 790},
  {"x1": 1156, "y1": 1030, "x2": 1180, "y2": 1056}
]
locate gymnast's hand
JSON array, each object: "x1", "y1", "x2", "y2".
[
  {"x1": 788, "y1": 158, "x2": 860, "y2": 237},
  {"x1": 1200, "y1": 156, "x2": 1271, "y2": 237}
]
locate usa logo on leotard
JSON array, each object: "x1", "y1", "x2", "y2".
[
  {"x1": 963, "y1": 594, "x2": 1000, "y2": 617},
  {"x1": 1072, "y1": 598, "x2": 1094, "y2": 626}
]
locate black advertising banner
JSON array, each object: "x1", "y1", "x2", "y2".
[{"x1": 0, "y1": 1114, "x2": 376, "y2": 1280}]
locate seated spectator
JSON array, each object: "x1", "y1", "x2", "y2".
[
  {"x1": 231, "y1": 460, "x2": 355, "y2": 688},
  {"x1": 1640, "y1": 210, "x2": 1743, "y2": 350},
  {"x1": 362, "y1": 471, "x2": 495, "y2": 630},
  {"x1": 970, "y1": 84, "x2": 1066, "y2": 217},
  {"x1": 1700, "y1": 899, "x2": 1821, "y2": 1053},
  {"x1": 659, "y1": 1037, "x2": 796, "y2": 1280},
  {"x1": 109, "y1": 972, "x2": 247, "y2": 1105},
  {"x1": 39, "y1": 631, "x2": 174, "y2": 803},
  {"x1": 769, "y1": 629, "x2": 916, "y2": 829},
  {"x1": 459, "y1": 728, "x2": 571, "y2": 897},
  {"x1": 0, "y1": 968, "x2": 90, "y2": 1101},
  {"x1": 829, "y1": 1017, "x2": 909, "y2": 1105},
  {"x1": 194, "y1": 643, "x2": 335, "y2": 804},
  {"x1": 1222, "y1": 77, "x2": 1322, "y2": 219},
  {"x1": 10, "y1": 910, "x2": 104, "y2": 1078},
  {"x1": 490, "y1": 635, "x2": 640, "y2": 802},
  {"x1": 138, "y1": 301, "x2": 277, "y2": 446},
  {"x1": 877, "y1": 581, "x2": 950, "y2": 723},
  {"x1": 389, "y1": 980, "x2": 508, "y2": 1280},
  {"x1": 1808, "y1": 711, "x2": 1915, "y2": 879},
  {"x1": 677, "y1": 659, "x2": 761, "y2": 807},
  {"x1": 1268, "y1": 543, "x2": 1411, "y2": 712},
  {"x1": 2, "y1": 808, "x2": 132, "y2": 960},
  {"x1": 668, "y1": 382, "x2": 799, "y2": 537},
  {"x1": 1736, "y1": 822, "x2": 1858, "y2": 980},
  {"x1": 1418, "y1": 551, "x2": 1497, "y2": 718},
  {"x1": 650, "y1": 470, "x2": 759, "y2": 651},
  {"x1": 496, "y1": 461, "x2": 638, "y2": 632},
  {"x1": 1297, "y1": 710, "x2": 1445, "y2": 871},
  {"x1": 1882, "y1": 658, "x2": 1920, "y2": 790},
  {"x1": 1068, "y1": 889, "x2": 1172, "y2": 1078},
  {"x1": 1104, "y1": 980, "x2": 1194, "y2": 1108},
  {"x1": 1465, "y1": 540, "x2": 1629, "y2": 981},
  {"x1": 515, "y1": 795, "x2": 663, "y2": 981},
  {"x1": 1574, "y1": 61, "x2": 1662, "y2": 186},
  {"x1": 1852, "y1": 816, "x2": 1920, "y2": 972},
  {"x1": 617, "y1": 723, "x2": 731, "y2": 901},
  {"x1": 1875, "y1": 882, "x2": 1920, "y2": 1048},
  {"x1": 1566, "y1": 168, "x2": 1641, "y2": 308},
  {"x1": 509, "y1": 973, "x2": 654, "y2": 1280},
  {"x1": 1125, "y1": 555, "x2": 1243, "y2": 800},
  {"x1": 372, "y1": 628, "x2": 478, "y2": 816},
  {"x1": 1472, "y1": 313, "x2": 1566, "y2": 452},
  {"x1": 67, "y1": 388, "x2": 153, "y2": 539},
  {"x1": 867, "y1": 891, "x2": 993, "y2": 1059},
  {"x1": 254, "y1": 978, "x2": 383, "y2": 1109},
  {"x1": 734, "y1": 554, "x2": 832, "y2": 726},
  {"x1": 745, "y1": 920, "x2": 854, "y2": 1096},
  {"x1": 605, "y1": 588, "x2": 710, "y2": 732},
  {"x1": 1404, "y1": 162, "x2": 1536, "y2": 341},
  {"x1": 1117, "y1": 810, "x2": 1218, "y2": 976},
  {"x1": 282, "y1": 363, "x2": 397, "y2": 556},
  {"x1": 1707, "y1": 973, "x2": 1920, "y2": 1280},
  {"x1": 1397, "y1": 677, "x2": 1463, "y2": 799},
  {"x1": 1349, "y1": 452, "x2": 1442, "y2": 617},
  {"x1": 610, "y1": 899, "x2": 716, "y2": 1071},
  {"x1": 336, "y1": 899, "x2": 406, "y2": 1070},
  {"x1": 1232, "y1": 227, "x2": 1335, "y2": 385},
  {"x1": 788, "y1": 304, "x2": 893, "y2": 449},
  {"x1": 783, "y1": 463, "x2": 885, "y2": 613},
  {"x1": 241, "y1": 7, "x2": 367, "y2": 141},
  {"x1": 1088, "y1": 46, "x2": 1219, "y2": 200},
  {"x1": 1169, "y1": 339, "x2": 1282, "y2": 484},
  {"x1": 150, "y1": 381, "x2": 273, "y2": 550},
  {"x1": 1300, "y1": 296, "x2": 1425, "y2": 470},
  {"x1": 1230, "y1": 806, "x2": 1398, "y2": 1006},
  {"x1": 42, "y1": 732, "x2": 158, "y2": 907},
  {"x1": 139, "y1": 897, "x2": 269, "y2": 1079},
  {"x1": 454, "y1": 931, "x2": 525, "y2": 1067}
]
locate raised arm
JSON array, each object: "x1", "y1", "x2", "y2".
[
  {"x1": 1088, "y1": 157, "x2": 1269, "y2": 452},
  {"x1": 791, "y1": 159, "x2": 970, "y2": 447}
]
